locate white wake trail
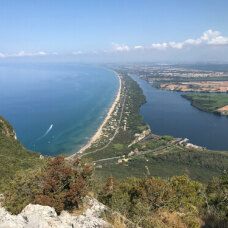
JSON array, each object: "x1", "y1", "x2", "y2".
[
  {"x1": 43, "y1": 124, "x2": 53, "y2": 137},
  {"x1": 36, "y1": 124, "x2": 53, "y2": 141}
]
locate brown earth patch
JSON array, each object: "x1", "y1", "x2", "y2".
[
  {"x1": 159, "y1": 81, "x2": 228, "y2": 93},
  {"x1": 217, "y1": 105, "x2": 228, "y2": 111}
]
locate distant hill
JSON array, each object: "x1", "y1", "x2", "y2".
[{"x1": 0, "y1": 115, "x2": 42, "y2": 180}]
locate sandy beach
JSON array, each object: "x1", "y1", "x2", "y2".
[{"x1": 67, "y1": 71, "x2": 121, "y2": 159}]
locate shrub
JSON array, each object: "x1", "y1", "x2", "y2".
[
  {"x1": 162, "y1": 135, "x2": 174, "y2": 141},
  {"x1": 34, "y1": 156, "x2": 93, "y2": 214},
  {"x1": 2, "y1": 168, "x2": 44, "y2": 214},
  {"x1": 204, "y1": 172, "x2": 228, "y2": 227},
  {"x1": 168, "y1": 175, "x2": 204, "y2": 214},
  {"x1": 3, "y1": 155, "x2": 93, "y2": 214},
  {"x1": 98, "y1": 175, "x2": 204, "y2": 227}
]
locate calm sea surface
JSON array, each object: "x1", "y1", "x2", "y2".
[
  {"x1": 130, "y1": 74, "x2": 228, "y2": 151},
  {"x1": 0, "y1": 63, "x2": 118, "y2": 156}
]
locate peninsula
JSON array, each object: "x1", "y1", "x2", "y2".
[{"x1": 182, "y1": 93, "x2": 228, "y2": 115}]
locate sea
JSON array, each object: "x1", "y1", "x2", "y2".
[
  {"x1": 0, "y1": 62, "x2": 119, "y2": 156},
  {"x1": 1, "y1": 62, "x2": 228, "y2": 156}
]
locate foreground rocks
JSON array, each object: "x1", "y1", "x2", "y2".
[{"x1": 0, "y1": 197, "x2": 112, "y2": 228}]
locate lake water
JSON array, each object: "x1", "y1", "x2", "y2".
[
  {"x1": 0, "y1": 62, "x2": 118, "y2": 156},
  {"x1": 130, "y1": 74, "x2": 228, "y2": 151}
]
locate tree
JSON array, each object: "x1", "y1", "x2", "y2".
[
  {"x1": 204, "y1": 172, "x2": 228, "y2": 227},
  {"x1": 3, "y1": 155, "x2": 93, "y2": 215},
  {"x1": 34, "y1": 155, "x2": 93, "y2": 214}
]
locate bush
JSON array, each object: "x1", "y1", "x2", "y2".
[
  {"x1": 97, "y1": 175, "x2": 204, "y2": 227},
  {"x1": 3, "y1": 155, "x2": 93, "y2": 214},
  {"x1": 2, "y1": 168, "x2": 44, "y2": 214},
  {"x1": 204, "y1": 172, "x2": 228, "y2": 227},
  {"x1": 34, "y1": 156, "x2": 93, "y2": 214},
  {"x1": 168, "y1": 175, "x2": 204, "y2": 214},
  {"x1": 162, "y1": 135, "x2": 174, "y2": 141}
]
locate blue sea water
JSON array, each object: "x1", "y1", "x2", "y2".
[{"x1": 0, "y1": 62, "x2": 119, "y2": 156}]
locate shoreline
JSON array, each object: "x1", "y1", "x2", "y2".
[{"x1": 67, "y1": 70, "x2": 121, "y2": 159}]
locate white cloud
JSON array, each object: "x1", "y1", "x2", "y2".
[
  {"x1": 14, "y1": 50, "x2": 47, "y2": 57},
  {"x1": 110, "y1": 30, "x2": 228, "y2": 53},
  {"x1": 38, "y1": 51, "x2": 46, "y2": 55},
  {"x1": 72, "y1": 51, "x2": 83, "y2": 55},
  {"x1": 150, "y1": 29, "x2": 228, "y2": 50},
  {"x1": 112, "y1": 43, "x2": 130, "y2": 51},
  {"x1": 201, "y1": 29, "x2": 220, "y2": 41},
  {"x1": 184, "y1": 38, "x2": 201, "y2": 45},
  {"x1": 168, "y1": 42, "x2": 183, "y2": 49},
  {"x1": 134, "y1": 45, "x2": 144, "y2": 50},
  {"x1": 151, "y1": 43, "x2": 168, "y2": 50},
  {"x1": 0, "y1": 51, "x2": 56, "y2": 58},
  {"x1": 0, "y1": 53, "x2": 5, "y2": 58},
  {"x1": 208, "y1": 36, "x2": 228, "y2": 45},
  {"x1": 195, "y1": 30, "x2": 228, "y2": 46}
]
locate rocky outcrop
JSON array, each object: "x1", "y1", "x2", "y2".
[
  {"x1": 0, "y1": 116, "x2": 17, "y2": 139},
  {"x1": 0, "y1": 197, "x2": 112, "y2": 228},
  {"x1": 0, "y1": 117, "x2": 17, "y2": 139}
]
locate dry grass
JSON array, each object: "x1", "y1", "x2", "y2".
[
  {"x1": 156, "y1": 211, "x2": 188, "y2": 228},
  {"x1": 71, "y1": 204, "x2": 90, "y2": 216},
  {"x1": 112, "y1": 215, "x2": 127, "y2": 228},
  {"x1": 103, "y1": 211, "x2": 138, "y2": 228}
]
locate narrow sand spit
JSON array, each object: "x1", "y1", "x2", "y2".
[{"x1": 67, "y1": 71, "x2": 121, "y2": 159}]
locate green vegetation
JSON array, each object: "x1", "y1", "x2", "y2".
[
  {"x1": 83, "y1": 73, "x2": 149, "y2": 161},
  {"x1": 182, "y1": 94, "x2": 228, "y2": 113},
  {"x1": 2, "y1": 154, "x2": 227, "y2": 227},
  {"x1": 2, "y1": 156, "x2": 93, "y2": 214},
  {"x1": 0, "y1": 116, "x2": 42, "y2": 181},
  {"x1": 93, "y1": 123, "x2": 228, "y2": 183},
  {"x1": 97, "y1": 173, "x2": 228, "y2": 227},
  {"x1": 0, "y1": 69, "x2": 228, "y2": 227},
  {"x1": 73, "y1": 72, "x2": 228, "y2": 183},
  {"x1": 162, "y1": 135, "x2": 174, "y2": 141},
  {"x1": 113, "y1": 143, "x2": 124, "y2": 150},
  {"x1": 95, "y1": 146, "x2": 228, "y2": 183},
  {"x1": 0, "y1": 113, "x2": 227, "y2": 227},
  {"x1": 2, "y1": 168, "x2": 45, "y2": 214}
]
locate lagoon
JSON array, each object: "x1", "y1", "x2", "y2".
[{"x1": 130, "y1": 74, "x2": 228, "y2": 151}]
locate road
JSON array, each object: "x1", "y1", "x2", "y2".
[
  {"x1": 93, "y1": 156, "x2": 122, "y2": 163},
  {"x1": 80, "y1": 88, "x2": 127, "y2": 158},
  {"x1": 92, "y1": 144, "x2": 176, "y2": 164}
]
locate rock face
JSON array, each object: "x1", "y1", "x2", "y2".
[
  {"x1": 0, "y1": 197, "x2": 112, "y2": 228},
  {"x1": 0, "y1": 117, "x2": 17, "y2": 139}
]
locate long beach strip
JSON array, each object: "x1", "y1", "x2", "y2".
[{"x1": 68, "y1": 71, "x2": 121, "y2": 159}]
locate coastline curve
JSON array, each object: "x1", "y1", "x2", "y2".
[{"x1": 67, "y1": 70, "x2": 121, "y2": 159}]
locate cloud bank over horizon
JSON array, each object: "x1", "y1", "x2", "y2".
[
  {"x1": 113, "y1": 30, "x2": 228, "y2": 52},
  {"x1": 0, "y1": 50, "x2": 54, "y2": 58},
  {"x1": 0, "y1": 30, "x2": 228, "y2": 63}
]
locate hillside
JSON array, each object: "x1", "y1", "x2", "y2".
[
  {"x1": 0, "y1": 113, "x2": 227, "y2": 227},
  {"x1": 0, "y1": 115, "x2": 42, "y2": 180},
  {"x1": 1, "y1": 155, "x2": 227, "y2": 228}
]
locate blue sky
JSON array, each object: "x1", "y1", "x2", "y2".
[{"x1": 1, "y1": 0, "x2": 228, "y2": 62}]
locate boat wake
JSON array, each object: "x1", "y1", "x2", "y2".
[{"x1": 36, "y1": 124, "x2": 53, "y2": 141}]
